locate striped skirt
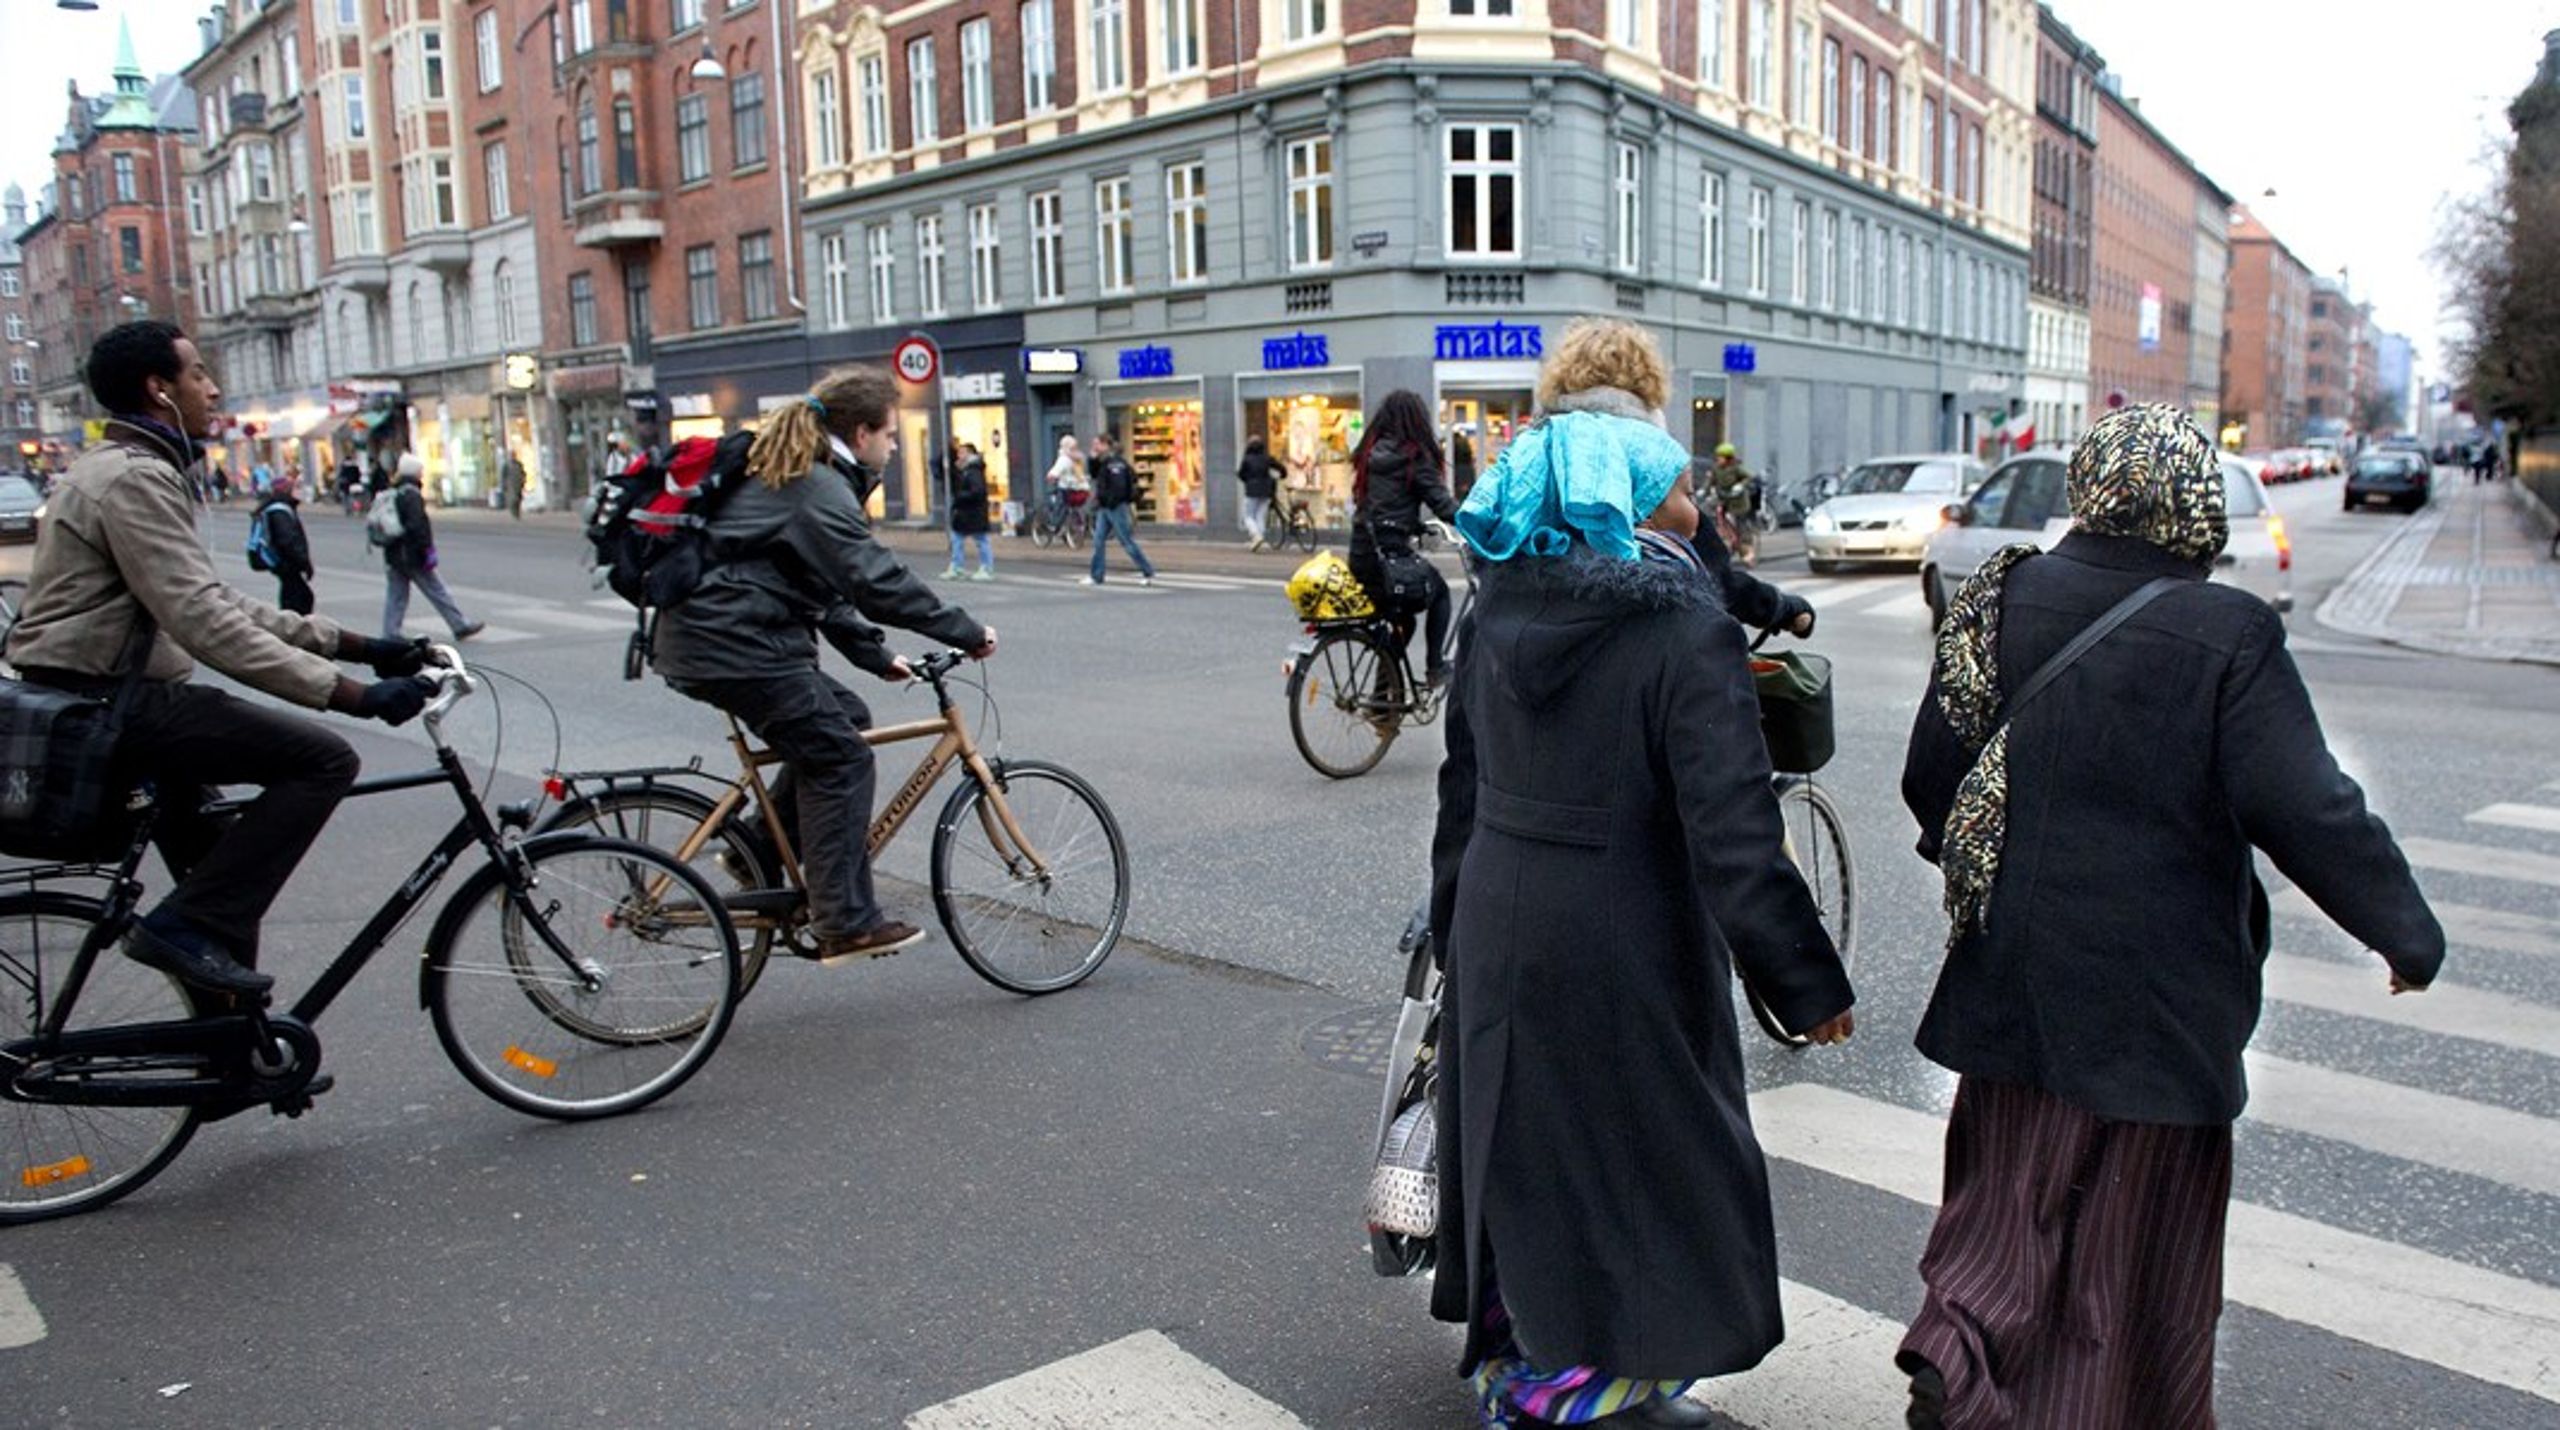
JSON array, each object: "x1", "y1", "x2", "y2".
[{"x1": 1895, "y1": 1076, "x2": 2234, "y2": 1430}]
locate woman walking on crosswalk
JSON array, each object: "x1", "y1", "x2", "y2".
[{"x1": 1895, "y1": 403, "x2": 2446, "y2": 1429}]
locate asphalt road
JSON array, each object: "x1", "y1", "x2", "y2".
[{"x1": 3, "y1": 478, "x2": 2556, "y2": 1428}]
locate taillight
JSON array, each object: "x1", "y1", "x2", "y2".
[
  {"x1": 2267, "y1": 513, "x2": 2291, "y2": 572},
  {"x1": 542, "y1": 775, "x2": 568, "y2": 801}
]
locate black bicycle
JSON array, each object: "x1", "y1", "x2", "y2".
[
  {"x1": 0, "y1": 650, "x2": 743, "y2": 1224},
  {"x1": 1266, "y1": 495, "x2": 1317, "y2": 553},
  {"x1": 1284, "y1": 520, "x2": 1474, "y2": 778},
  {"x1": 1030, "y1": 488, "x2": 1092, "y2": 549}
]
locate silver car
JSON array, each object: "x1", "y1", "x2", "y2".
[
  {"x1": 1801, "y1": 453, "x2": 1989, "y2": 572},
  {"x1": 1921, "y1": 450, "x2": 2294, "y2": 626}
]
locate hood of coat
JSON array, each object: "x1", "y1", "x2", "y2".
[
  {"x1": 1473, "y1": 549, "x2": 1721, "y2": 710},
  {"x1": 1539, "y1": 385, "x2": 1670, "y2": 430}
]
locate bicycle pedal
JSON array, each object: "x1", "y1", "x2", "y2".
[{"x1": 267, "y1": 1073, "x2": 334, "y2": 1117}]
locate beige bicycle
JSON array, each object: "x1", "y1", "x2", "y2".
[{"x1": 537, "y1": 650, "x2": 1128, "y2": 996}]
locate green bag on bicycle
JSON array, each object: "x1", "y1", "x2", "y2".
[{"x1": 1750, "y1": 650, "x2": 1834, "y2": 775}]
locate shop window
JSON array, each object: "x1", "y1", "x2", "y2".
[
  {"x1": 1245, "y1": 391, "x2": 1359, "y2": 528},
  {"x1": 1109, "y1": 399, "x2": 1206, "y2": 524}
]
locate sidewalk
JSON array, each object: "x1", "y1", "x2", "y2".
[{"x1": 2316, "y1": 477, "x2": 2560, "y2": 666}]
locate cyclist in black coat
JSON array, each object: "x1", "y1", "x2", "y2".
[{"x1": 1346, "y1": 391, "x2": 1460, "y2": 685}]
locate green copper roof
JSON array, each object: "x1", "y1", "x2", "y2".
[{"x1": 95, "y1": 16, "x2": 158, "y2": 131}]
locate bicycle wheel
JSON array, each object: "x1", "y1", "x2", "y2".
[
  {"x1": 426, "y1": 837, "x2": 739, "y2": 1120},
  {"x1": 1288, "y1": 630, "x2": 1401, "y2": 778},
  {"x1": 0, "y1": 579, "x2": 25, "y2": 677},
  {"x1": 0, "y1": 893, "x2": 203, "y2": 1224},
  {"x1": 1031, "y1": 502, "x2": 1060, "y2": 548},
  {"x1": 541, "y1": 785, "x2": 783, "y2": 995},
  {"x1": 1744, "y1": 777, "x2": 1858, "y2": 1047},
  {"x1": 1290, "y1": 506, "x2": 1317, "y2": 553},
  {"x1": 930, "y1": 759, "x2": 1129, "y2": 994}
]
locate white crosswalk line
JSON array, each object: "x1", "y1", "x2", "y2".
[
  {"x1": 1813, "y1": 582, "x2": 1917, "y2": 616},
  {"x1": 585, "y1": 595, "x2": 636, "y2": 611},
  {"x1": 2264, "y1": 953, "x2": 2560, "y2": 1053},
  {"x1": 1859, "y1": 590, "x2": 1932, "y2": 622},
  {"x1": 2466, "y1": 803, "x2": 2560, "y2": 835},
  {"x1": 1690, "y1": 1279, "x2": 1911, "y2": 1426},
  {"x1": 2270, "y1": 886, "x2": 2560, "y2": 960},
  {"x1": 1749, "y1": 1083, "x2": 2560, "y2": 1404},
  {"x1": 2399, "y1": 836, "x2": 2560, "y2": 890},
  {"x1": 2244, "y1": 1052, "x2": 2560, "y2": 1198},
  {"x1": 489, "y1": 605, "x2": 635, "y2": 633},
  {"x1": 905, "y1": 1330, "x2": 1307, "y2": 1429},
  {"x1": 0, "y1": 1264, "x2": 45, "y2": 1349}
]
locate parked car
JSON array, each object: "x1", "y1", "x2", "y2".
[
  {"x1": 1921, "y1": 451, "x2": 2293, "y2": 626},
  {"x1": 0, "y1": 475, "x2": 42, "y2": 542},
  {"x1": 2344, "y1": 450, "x2": 2432, "y2": 512},
  {"x1": 2373, "y1": 437, "x2": 2434, "y2": 471},
  {"x1": 1800, "y1": 452, "x2": 1988, "y2": 572}
]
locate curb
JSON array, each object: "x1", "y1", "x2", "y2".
[{"x1": 2313, "y1": 492, "x2": 2560, "y2": 669}]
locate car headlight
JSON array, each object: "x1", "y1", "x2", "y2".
[
  {"x1": 1895, "y1": 510, "x2": 1943, "y2": 533},
  {"x1": 1804, "y1": 510, "x2": 1835, "y2": 536}
]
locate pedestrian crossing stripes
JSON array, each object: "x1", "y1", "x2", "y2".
[
  {"x1": 2398, "y1": 836, "x2": 2560, "y2": 890},
  {"x1": 2468, "y1": 802, "x2": 2560, "y2": 835},
  {"x1": 2264, "y1": 952, "x2": 2560, "y2": 1052},
  {"x1": 2243, "y1": 1052, "x2": 2560, "y2": 1199},
  {"x1": 0, "y1": 1264, "x2": 45, "y2": 1350},
  {"x1": 1688, "y1": 1279, "x2": 1910, "y2": 1425},
  {"x1": 906, "y1": 1330, "x2": 1308, "y2": 1429},
  {"x1": 2271, "y1": 886, "x2": 2560, "y2": 961}
]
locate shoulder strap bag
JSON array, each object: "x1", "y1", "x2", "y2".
[
  {"x1": 0, "y1": 613, "x2": 158, "y2": 861},
  {"x1": 1990, "y1": 575, "x2": 2182, "y2": 734}
]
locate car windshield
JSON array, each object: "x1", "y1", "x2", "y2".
[
  {"x1": 0, "y1": 477, "x2": 39, "y2": 504},
  {"x1": 2220, "y1": 467, "x2": 2266, "y2": 516},
  {"x1": 1841, "y1": 460, "x2": 1960, "y2": 495},
  {"x1": 2354, "y1": 457, "x2": 2410, "y2": 477}
]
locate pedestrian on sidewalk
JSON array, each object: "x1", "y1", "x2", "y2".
[
  {"x1": 944, "y1": 441, "x2": 994, "y2": 580},
  {"x1": 1894, "y1": 403, "x2": 2445, "y2": 1430},
  {"x1": 251, "y1": 470, "x2": 317, "y2": 615},
  {"x1": 502, "y1": 451, "x2": 527, "y2": 518},
  {"x1": 1429, "y1": 382, "x2": 1854, "y2": 1429},
  {"x1": 1081, "y1": 433, "x2": 1156, "y2": 586},
  {"x1": 377, "y1": 452, "x2": 484, "y2": 642},
  {"x1": 1236, "y1": 435, "x2": 1280, "y2": 550}
]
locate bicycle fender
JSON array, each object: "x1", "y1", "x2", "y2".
[{"x1": 413, "y1": 830, "x2": 610, "y2": 1009}]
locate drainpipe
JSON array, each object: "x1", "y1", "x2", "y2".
[{"x1": 771, "y1": 0, "x2": 803, "y2": 312}]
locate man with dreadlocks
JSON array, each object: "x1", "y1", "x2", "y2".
[
  {"x1": 1892, "y1": 403, "x2": 2443, "y2": 1429},
  {"x1": 652, "y1": 365, "x2": 995, "y2": 962}
]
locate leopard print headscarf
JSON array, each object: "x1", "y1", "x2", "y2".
[{"x1": 1932, "y1": 404, "x2": 2225, "y2": 938}]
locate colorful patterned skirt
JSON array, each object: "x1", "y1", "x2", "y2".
[{"x1": 1469, "y1": 1284, "x2": 1697, "y2": 1428}]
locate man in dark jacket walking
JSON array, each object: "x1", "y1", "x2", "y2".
[
  {"x1": 252, "y1": 471, "x2": 318, "y2": 615},
  {"x1": 1080, "y1": 433, "x2": 1157, "y2": 587},
  {"x1": 1235, "y1": 435, "x2": 1281, "y2": 549},
  {"x1": 378, "y1": 452, "x2": 484, "y2": 641}
]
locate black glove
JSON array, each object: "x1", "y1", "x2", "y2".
[
  {"x1": 1774, "y1": 592, "x2": 1817, "y2": 638},
  {"x1": 352, "y1": 675, "x2": 439, "y2": 727},
  {"x1": 359, "y1": 636, "x2": 434, "y2": 678}
]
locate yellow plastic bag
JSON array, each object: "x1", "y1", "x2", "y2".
[{"x1": 1287, "y1": 551, "x2": 1376, "y2": 621}]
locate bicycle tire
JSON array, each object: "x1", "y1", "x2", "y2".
[
  {"x1": 1288, "y1": 629, "x2": 1400, "y2": 778},
  {"x1": 425, "y1": 836, "x2": 740, "y2": 1120},
  {"x1": 930, "y1": 759, "x2": 1130, "y2": 995},
  {"x1": 1290, "y1": 507, "x2": 1317, "y2": 553},
  {"x1": 539, "y1": 785, "x2": 783, "y2": 995},
  {"x1": 0, "y1": 892, "x2": 204, "y2": 1224},
  {"x1": 0, "y1": 579, "x2": 25, "y2": 677},
  {"x1": 1744, "y1": 777, "x2": 1858, "y2": 1047}
]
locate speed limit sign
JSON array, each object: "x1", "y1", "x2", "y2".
[{"x1": 892, "y1": 336, "x2": 940, "y2": 386}]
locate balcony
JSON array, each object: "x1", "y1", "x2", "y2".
[
  {"x1": 335, "y1": 257, "x2": 390, "y2": 293},
  {"x1": 406, "y1": 233, "x2": 472, "y2": 273},
  {"x1": 228, "y1": 92, "x2": 269, "y2": 131},
  {"x1": 242, "y1": 292, "x2": 312, "y2": 333},
  {"x1": 571, "y1": 189, "x2": 663, "y2": 250}
]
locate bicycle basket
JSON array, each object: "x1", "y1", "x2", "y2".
[
  {"x1": 1751, "y1": 650, "x2": 1835, "y2": 774},
  {"x1": 1288, "y1": 551, "x2": 1376, "y2": 622}
]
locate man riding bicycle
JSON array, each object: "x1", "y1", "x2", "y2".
[
  {"x1": 6, "y1": 321, "x2": 443, "y2": 996},
  {"x1": 650, "y1": 365, "x2": 995, "y2": 962}
]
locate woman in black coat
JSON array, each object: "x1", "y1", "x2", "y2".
[
  {"x1": 1346, "y1": 390, "x2": 1460, "y2": 684},
  {"x1": 1429, "y1": 326, "x2": 1854, "y2": 1429},
  {"x1": 1894, "y1": 404, "x2": 2444, "y2": 1429},
  {"x1": 944, "y1": 442, "x2": 993, "y2": 580},
  {"x1": 1236, "y1": 435, "x2": 1281, "y2": 549}
]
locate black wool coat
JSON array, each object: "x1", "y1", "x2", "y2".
[
  {"x1": 1903, "y1": 532, "x2": 2445, "y2": 1126},
  {"x1": 948, "y1": 457, "x2": 992, "y2": 535},
  {"x1": 1427, "y1": 552, "x2": 1853, "y2": 1380}
]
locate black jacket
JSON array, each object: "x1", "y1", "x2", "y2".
[
  {"x1": 948, "y1": 456, "x2": 991, "y2": 535},
  {"x1": 654, "y1": 454, "x2": 985, "y2": 684},
  {"x1": 252, "y1": 492, "x2": 312, "y2": 578},
  {"x1": 386, "y1": 482, "x2": 434, "y2": 573},
  {"x1": 1235, "y1": 451, "x2": 1281, "y2": 500},
  {"x1": 1090, "y1": 454, "x2": 1141, "y2": 509},
  {"x1": 1346, "y1": 438, "x2": 1457, "y2": 568},
  {"x1": 1902, "y1": 532, "x2": 2444, "y2": 1125},
  {"x1": 1428, "y1": 553, "x2": 1852, "y2": 1380}
]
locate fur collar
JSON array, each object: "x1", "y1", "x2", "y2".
[
  {"x1": 1539, "y1": 385, "x2": 1670, "y2": 430},
  {"x1": 1495, "y1": 547, "x2": 1723, "y2": 613}
]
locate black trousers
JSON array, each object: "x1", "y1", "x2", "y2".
[
  {"x1": 73, "y1": 679, "x2": 360, "y2": 959},
  {"x1": 667, "y1": 668, "x2": 883, "y2": 939},
  {"x1": 1350, "y1": 552, "x2": 1453, "y2": 675},
  {"x1": 277, "y1": 571, "x2": 316, "y2": 615}
]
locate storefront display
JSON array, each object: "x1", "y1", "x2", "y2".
[
  {"x1": 1109, "y1": 398, "x2": 1206, "y2": 525},
  {"x1": 1244, "y1": 392, "x2": 1360, "y2": 529},
  {"x1": 1438, "y1": 389, "x2": 1533, "y2": 479},
  {"x1": 949, "y1": 402, "x2": 1012, "y2": 508}
]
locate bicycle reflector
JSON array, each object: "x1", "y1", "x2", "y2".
[
  {"x1": 1287, "y1": 552, "x2": 1376, "y2": 622},
  {"x1": 502, "y1": 1046, "x2": 559, "y2": 1079},
  {"x1": 21, "y1": 1154, "x2": 92, "y2": 1188}
]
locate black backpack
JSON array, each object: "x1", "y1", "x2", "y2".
[{"x1": 585, "y1": 431, "x2": 757, "y2": 677}]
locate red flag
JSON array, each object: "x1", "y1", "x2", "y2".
[{"x1": 2014, "y1": 423, "x2": 2037, "y2": 450}]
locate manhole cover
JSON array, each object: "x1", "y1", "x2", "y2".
[{"x1": 1301, "y1": 1004, "x2": 1402, "y2": 1079}]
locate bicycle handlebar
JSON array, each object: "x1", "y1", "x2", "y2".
[{"x1": 419, "y1": 644, "x2": 478, "y2": 732}]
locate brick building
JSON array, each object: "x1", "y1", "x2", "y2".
[
  {"x1": 2025, "y1": 3, "x2": 2098, "y2": 449},
  {"x1": 2089, "y1": 77, "x2": 2226, "y2": 433},
  {"x1": 2304, "y1": 273, "x2": 2362, "y2": 437},
  {"x1": 791, "y1": 0, "x2": 2039, "y2": 527},
  {"x1": 2223, "y1": 203, "x2": 2311, "y2": 449}
]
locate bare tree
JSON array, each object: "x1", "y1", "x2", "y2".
[{"x1": 2435, "y1": 78, "x2": 2560, "y2": 428}]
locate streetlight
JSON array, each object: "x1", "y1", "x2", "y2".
[{"x1": 689, "y1": 41, "x2": 725, "y2": 82}]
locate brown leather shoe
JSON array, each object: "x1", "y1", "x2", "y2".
[{"x1": 811, "y1": 920, "x2": 927, "y2": 963}]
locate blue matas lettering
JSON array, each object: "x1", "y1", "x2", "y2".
[{"x1": 1433, "y1": 322, "x2": 1543, "y2": 362}]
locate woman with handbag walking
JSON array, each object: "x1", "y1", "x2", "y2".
[
  {"x1": 1894, "y1": 404, "x2": 2445, "y2": 1429},
  {"x1": 1346, "y1": 390, "x2": 1459, "y2": 687},
  {"x1": 1427, "y1": 320, "x2": 1854, "y2": 1429}
]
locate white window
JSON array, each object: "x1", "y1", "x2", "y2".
[
  {"x1": 674, "y1": 0, "x2": 706, "y2": 28},
  {"x1": 8, "y1": 360, "x2": 27, "y2": 385},
  {"x1": 811, "y1": 67, "x2": 843, "y2": 168},
  {"x1": 1091, "y1": 0, "x2": 1129, "y2": 93},
  {"x1": 820, "y1": 230, "x2": 849, "y2": 327},
  {"x1": 348, "y1": 185, "x2": 378, "y2": 255},
  {"x1": 1030, "y1": 189, "x2": 1065, "y2": 302},
  {"x1": 1444, "y1": 124, "x2": 1519, "y2": 259},
  {"x1": 1748, "y1": 0, "x2": 1774, "y2": 108},
  {"x1": 1451, "y1": 0, "x2": 1518, "y2": 14},
  {"x1": 3, "y1": 315, "x2": 21, "y2": 342},
  {"x1": 342, "y1": 74, "x2": 367, "y2": 139},
  {"x1": 968, "y1": 202, "x2": 1002, "y2": 309},
  {"x1": 570, "y1": 0, "x2": 593, "y2": 53},
  {"x1": 961, "y1": 20, "x2": 994, "y2": 132},
  {"x1": 495, "y1": 262, "x2": 520, "y2": 345},
  {"x1": 1788, "y1": 197, "x2": 1808, "y2": 301},
  {"x1": 1850, "y1": 56, "x2": 1866, "y2": 157},
  {"x1": 283, "y1": 33, "x2": 302, "y2": 99},
  {"x1": 1819, "y1": 208, "x2": 1837, "y2": 310},
  {"x1": 483, "y1": 140, "x2": 511, "y2": 221},
  {"x1": 1851, "y1": 218, "x2": 1868, "y2": 318},
  {"x1": 1163, "y1": 0, "x2": 1203, "y2": 74},
  {"x1": 1821, "y1": 39, "x2": 1839, "y2": 142},
  {"x1": 917, "y1": 213, "x2": 947, "y2": 316},
  {"x1": 1167, "y1": 161, "x2": 1207, "y2": 284},
  {"x1": 908, "y1": 38, "x2": 938, "y2": 145},
  {"x1": 1612, "y1": 143, "x2": 1641, "y2": 273},
  {"x1": 1611, "y1": 0, "x2": 1641, "y2": 48},
  {"x1": 185, "y1": 179, "x2": 206, "y2": 236},
  {"x1": 1285, "y1": 0, "x2": 1329, "y2": 41},
  {"x1": 1702, "y1": 172, "x2": 1729, "y2": 288},
  {"x1": 1286, "y1": 136, "x2": 1333, "y2": 270},
  {"x1": 677, "y1": 94, "x2": 711, "y2": 183},
  {"x1": 1874, "y1": 222, "x2": 1891, "y2": 320},
  {"x1": 1022, "y1": 0, "x2": 1056, "y2": 111},
  {"x1": 866, "y1": 224, "x2": 895, "y2": 322},
  {"x1": 429, "y1": 155, "x2": 458, "y2": 228},
  {"x1": 1699, "y1": 0, "x2": 1725, "y2": 88},
  {"x1": 476, "y1": 8, "x2": 502, "y2": 91},
  {"x1": 858, "y1": 55, "x2": 889, "y2": 156},
  {"x1": 1096, "y1": 176, "x2": 1133, "y2": 292},
  {"x1": 1897, "y1": 231, "x2": 1913, "y2": 325},
  {"x1": 1791, "y1": 19, "x2": 1812, "y2": 128},
  {"x1": 1746, "y1": 185, "x2": 1769, "y2": 296}
]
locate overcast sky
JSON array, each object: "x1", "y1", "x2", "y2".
[{"x1": 3, "y1": 0, "x2": 2550, "y2": 378}]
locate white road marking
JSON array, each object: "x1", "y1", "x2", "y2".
[
  {"x1": 488, "y1": 604, "x2": 638, "y2": 634},
  {"x1": 905, "y1": 1329, "x2": 1308, "y2": 1429},
  {"x1": 1813, "y1": 582, "x2": 1920, "y2": 616},
  {"x1": 2244, "y1": 1052, "x2": 2560, "y2": 1199},
  {"x1": 1749, "y1": 1083, "x2": 2560, "y2": 1404},
  {"x1": 2270, "y1": 886, "x2": 2560, "y2": 961},
  {"x1": 0, "y1": 1263, "x2": 46, "y2": 1349},
  {"x1": 1859, "y1": 590, "x2": 1933, "y2": 622},
  {"x1": 2466, "y1": 803, "x2": 2560, "y2": 835},
  {"x1": 2264, "y1": 953, "x2": 2560, "y2": 1052},
  {"x1": 1691, "y1": 1279, "x2": 1913, "y2": 1426},
  {"x1": 2399, "y1": 836, "x2": 2560, "y2": 890}
]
